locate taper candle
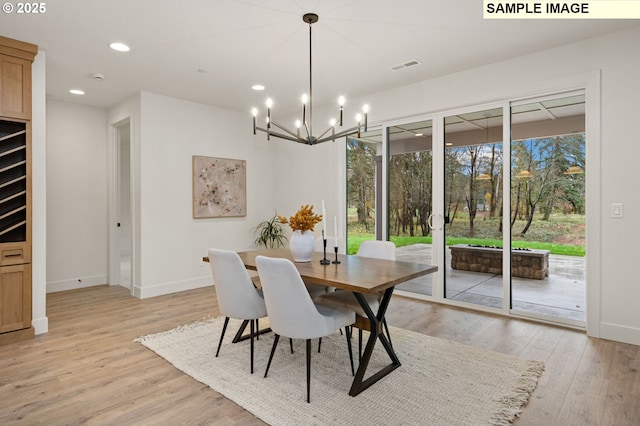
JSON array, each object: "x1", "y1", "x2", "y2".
[{"x1": 322, "y1": 200, "x2": 326, "y2": 236}]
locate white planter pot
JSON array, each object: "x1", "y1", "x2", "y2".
[{"x1": 289, "y1": 230, "x2": 315, "y2": 262}]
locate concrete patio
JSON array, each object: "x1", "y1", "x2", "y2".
[{"x1": 395, "y1": 244, "x2": 586, "y2": 323}]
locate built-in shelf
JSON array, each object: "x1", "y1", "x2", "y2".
[
  {"x1": 0, "y1": 205, "x2": 26, "y2": 221},
  {"x1": 0, "y1": 130, "x2": 26, "y2": 144},
  {"x1": 0, "y1": 220, "x2": 26, "y2": 237},
  {"x1": 0, "y1": 144, "x2": 26, "y2": 158},
  {"x1": 0, "y1": 120, "x2": 27, "y2": 244},
  {"x1": 0, "y1": 175, "x2": 26, "y2": 190}
]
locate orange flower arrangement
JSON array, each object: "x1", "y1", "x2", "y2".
[{"x1": 278, "y1": 204, "x2": 323, "y2": 233}]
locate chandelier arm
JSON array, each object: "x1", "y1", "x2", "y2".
[
  {"x1": 270, "y1": 121, "x2": 303, "y2": 140},
  {"x1": 331, "y1": 124, "x2": 362, "y2": 139},
  {"x1": 255, "y1": 126, "x2": 303, "y2": 143},
  {"x1": 302, "y1": 120, "x2": 312, "y2": 141},
  {"x1": 316, "y1": 125, "x2": 334, "y2": 141},
  {"x1": 316, "y1": 125, "x2": 361, "y2": 144}
]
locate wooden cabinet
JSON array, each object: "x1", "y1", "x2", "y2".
[
  {"x1": 0, "y1": 36, "x2": 36, "y2": 120},
  {"x1": 0, "y1": 36, "x2": 37, "y2": 345},
  {"x1": 0, "y1": 263, "x2": 32, "y2": 334}
]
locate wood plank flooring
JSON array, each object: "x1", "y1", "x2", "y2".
[{"x1": 0, "y1": 285, "x2": 638, "y2": 425}]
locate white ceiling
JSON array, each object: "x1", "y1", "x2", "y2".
[{"x1": 2, "y1": 0, "x2": 637, "y2": 116}]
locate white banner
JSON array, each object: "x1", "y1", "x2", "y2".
[{"x1": 484, "y1": 1, "x2": 640, "y2": 19}]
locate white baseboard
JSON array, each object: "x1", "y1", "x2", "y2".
[
  {"x1": 47, "y1": 275, "x2": 108, "y2": 293},
  {"x1": 31, "y1": 316, "x2": 49, "y2": 335},
  {"x1": 600, "y1": 322, "x2": 640, "y2": 346},
  {"x1": 135, "y1": 275, "x2": 213, "y2": 299}
]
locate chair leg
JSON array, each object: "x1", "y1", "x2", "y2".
[
  {"x1": 256, "y1": 318, "x2": 260, "y2": 340},
  {"x1": 290, "y1": 338, "x2": 294, "y2": 354},
  {"x1": 306, "y1": 339, "x2": 312, "y2": 403},
  {"x1": 216, "y1": 317, "x2": 230, "y2": 357},
  {"x1": 264, "y1": 334, "x2": 280, "y2": 378},
  {"x1": 318, "y1": 337, "x2": 322, "y2": 353},
  {"x1": 250, "y1": 319, "x2": 255, "y2": 374},
  {"x1": 345, "y1": 327, "x2": 355, "y2": 376}
]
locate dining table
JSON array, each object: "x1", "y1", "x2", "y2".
[{"x1": 204, "y1": 247, "x2": 437, "y2": 396}]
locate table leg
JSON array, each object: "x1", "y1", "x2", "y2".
[
  {"x1": 231, "y1": 319, "x2": 271, "y2": 343},
  {"x1": 348, "y1": 287, "x2": 400, "y2": 396}
]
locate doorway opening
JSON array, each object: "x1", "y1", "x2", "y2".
[{"x1": 111, "y1": 120, "x2": 132, "y2": 290}]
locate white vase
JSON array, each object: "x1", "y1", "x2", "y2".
[{"x1": 289, "y1": 230, "x2": 315, "y2": 262}]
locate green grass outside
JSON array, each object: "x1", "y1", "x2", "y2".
[
  {"x1": 346, "y1": 209, "x2": 585, "y2": 256},
  {"x1": 347, "y1": 233, "x2": 585, "y2": 256}
]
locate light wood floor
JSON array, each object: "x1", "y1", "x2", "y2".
[{"x1": 1, "y1": 285, "x2": 638, "y2": 425}]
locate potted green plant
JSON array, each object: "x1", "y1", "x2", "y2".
[{"x1": 253, "y1": 214, "x2": 288, "y2": 248}]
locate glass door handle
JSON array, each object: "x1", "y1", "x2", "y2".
[{"x1": 428, "y1": 213, "x2": 444, "y2": 230}]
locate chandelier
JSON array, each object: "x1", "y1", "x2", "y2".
[{"x1": 251, "y1": 13, "x2": 369, "y2": 145}]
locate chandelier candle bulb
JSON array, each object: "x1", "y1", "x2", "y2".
[
  {"x1": 363, "y1": 104, "x2": 369, "y2": 131},
  {"x1": 302, "y1": 94, "x2": 308, "y2": 125},
  {"x1": 266, "y1": 99, "x2": 272, "y2": 130},
  {"x1": 251, "y1": 108, "x2": 257, "y2": 134}
]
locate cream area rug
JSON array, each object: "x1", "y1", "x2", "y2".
[{"x1": 135, "y1": 318, "x2": 544, "y2": 426}]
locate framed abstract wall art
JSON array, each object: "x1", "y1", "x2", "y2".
[{"x1": 193, "y1": 156, "x2": 246, "y2": 218}]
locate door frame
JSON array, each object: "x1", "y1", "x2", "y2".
[{"x1": 108, "y1": 117, "x2": 135, "y2": 294}]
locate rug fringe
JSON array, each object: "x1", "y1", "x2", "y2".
[
  {"x1": 133, "y1": 316, "x2": 215, "y2": 343},
  {"x1": 491, "y1": 360, "x2": 545, "y2": 425}
]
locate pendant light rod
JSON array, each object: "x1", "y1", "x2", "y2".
[{"x1": 305, "y1": 13, "x2": 316, "y2": 142}]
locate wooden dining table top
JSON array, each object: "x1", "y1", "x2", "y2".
[{"x1": 206, "y1": 248, "x2": 437, "y2": 294}]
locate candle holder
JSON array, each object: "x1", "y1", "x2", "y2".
[
  {"x1": 320, "y1": 231, "x2": 330, "y2": 265},
  {"x1": 332, "y1": 246, "x2": 341, "y2": 264}
]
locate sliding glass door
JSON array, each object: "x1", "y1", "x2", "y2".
[
  {"x1": 443, "y1": 107, "x2": 504, "y2": 308},
  {"x1": 387, "y1": 119, "x2": 435, "y2": 296},
  {"x1": 509, "y1": 93, "x2": 586, "y2": 324}
]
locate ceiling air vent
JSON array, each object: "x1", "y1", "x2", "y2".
[{"x1": 389, "y1": 59, "x2": 421, "y2": 71}]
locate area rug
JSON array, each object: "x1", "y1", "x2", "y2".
[{"x1": 135, "y1": 318, "x2": 544, "y2": 426}]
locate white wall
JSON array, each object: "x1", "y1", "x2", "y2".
[
  {"x1": 135, "y1": 92, "x2": 275, "y2": 298},
  {"x1": 272, "y1": 139, "x2": 346, "y2": 245},
  {"x1": 273, "y1": 25, "x2": 640, "y2": 345},
  {"x1": 46, "y1": 101, "x2": 108, "y2": 292}
]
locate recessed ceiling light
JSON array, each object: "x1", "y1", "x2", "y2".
[
  {"x1": 69, "y1": 89, "x2": 85, "y2": 95},
  {"x1": 109, "y1": 42, "x2": 130, "y2": 52},
  {"x1": 445, "y1": 142, "x2": 453, "y2": 146},
  {"x1": 252, "y1": 84, "x2": 265, "y2": 91},
  {"x1": 415, "y1": 133, "x2": 423, "y2": 137}
]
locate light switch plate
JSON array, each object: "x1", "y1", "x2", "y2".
[{"x1": 611, "y1": 203, "x2": 623, "y2": 218}]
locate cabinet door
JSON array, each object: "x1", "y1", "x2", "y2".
[
  {"x1": 0, "y1": 263, "x2": 31, "y2": 333},
  {"x1": 0, "y1": 55, "x2": 32, "y2": 120}
]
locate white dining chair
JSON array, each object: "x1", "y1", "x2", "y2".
[
  {"x1": 255, "y1": 255, "x2": 355, "y2": 403},
  {"x1": 208, "y1": 248, "x2": 268, "y2": 374},
  {"x1": 317, "y1": 240, "x2": 397, "y2": 356}
]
